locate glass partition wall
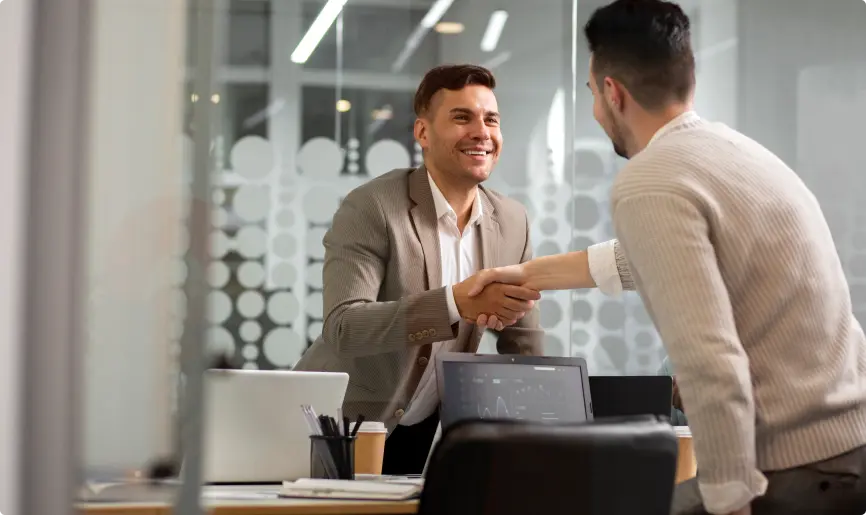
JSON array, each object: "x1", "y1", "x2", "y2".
[
  {"x1": 9, "y1": 0, "x2": 865, "y2": 512},
  {"x1": 92, "y1": 0, "x2": 866, "y2": 502}
]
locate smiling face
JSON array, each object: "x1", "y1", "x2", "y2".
[{"x1": 414, "y1": 84, "x2": 502, "y2": 186}]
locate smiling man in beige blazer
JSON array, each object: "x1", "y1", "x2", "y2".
[{"x1": 294, "y1": 64, "x2": 627, "y2": 475}]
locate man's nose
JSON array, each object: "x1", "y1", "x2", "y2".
[{"x1": 468, "y1": 119, "x2": 491, "y2": 140}]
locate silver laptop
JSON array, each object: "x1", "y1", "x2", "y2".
[{"x1": 201, "y1": 369, "x2": 349, "y2": 483}]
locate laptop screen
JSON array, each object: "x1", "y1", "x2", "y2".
[{"x1": 436, "y1": 354, "x2": 593, "y2": 430}]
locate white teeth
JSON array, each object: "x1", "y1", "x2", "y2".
[{"x1": 463, "y1": 150, "x2": 487, "y2": 156}]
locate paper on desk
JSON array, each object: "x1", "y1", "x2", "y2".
[
  {"x1": 354, "y1": 474, "x2": 425, "y2": 487},
  {"x1": 280, "y1": 478, "x2": 421, "y2": 501},
  {"x1": 201, "y1": 489, "x2": 278, "y2": 500}
]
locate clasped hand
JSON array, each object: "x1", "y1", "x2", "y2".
[{"x1": 453, "y1": 264, "x2": 536, "y2": 331}]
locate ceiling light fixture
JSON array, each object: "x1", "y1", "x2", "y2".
[
  {"x1": 481, "y1": 50, "x2": 512, "y2": 70},
  {"x1": 435, "y1": 21, "x2": 464, "y2": 34},
  {"x1": 480, "y1": 10, "x2": 508, "y2": 52},
  {"x1": 391, "y1": 0, "x2": 454, "y2": 72},
  {"x1": 372, "y1": 105, "x2": 393, "y2": 120},
  {"x1": 291, "y1": 0, "x2": 348, "y2": 64}
]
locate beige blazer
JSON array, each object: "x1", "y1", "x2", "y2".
[{"x1": 294, "y1": 166, "x2": 543, "y2": 432}]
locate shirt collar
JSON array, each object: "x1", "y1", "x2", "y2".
[
  {"x1": 646, "y1": 110, "x2": 701, "y2": 148},
  {"x1": 427, "y1": 172, "x2": 483, "y2": 226}
]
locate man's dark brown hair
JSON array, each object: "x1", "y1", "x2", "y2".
[
  {"x1": 584, "y1": 0, "x2": 695, "y2": 111},
  {"x1": 413, "y1": 64, "x2": 496, "y2": 117}
]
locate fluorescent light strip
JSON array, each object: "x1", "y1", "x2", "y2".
[
  {"x1": 291, "y1": 0, "x2": 348, "y2": 64},
  {"x1": 420, "y1": 0, "x2": 454, "y2": 28},
  {"x1": 480, "y1": 10, "x2": 508, "y2": 52},
  {"x1": 391, "y1": 0, "x2": 454, "y2": 72},
  {"x1": 481, "y1": 50, "x2": 511, "y2": 70}
]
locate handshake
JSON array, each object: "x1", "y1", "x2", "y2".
[{"x1": 452, "y1": 263, "x2": 538, "y2": 331}]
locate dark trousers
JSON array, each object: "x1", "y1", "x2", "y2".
[
  {"x1": 381, "y1": 409, "x2": 440, "y2": 476},
  {"x1": 672, "y1": 445, "x2": 866, "y2": 515}
]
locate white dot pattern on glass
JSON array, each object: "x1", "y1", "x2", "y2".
[
  {"x1": 204, "y1": 135, "x2": 673, "y2": 373},
  {"x1": 233, "y1": 184, "x2": 270, "y2": 223},
  {"x1": 263, "y1": 328, "x2": 304, "y2": 368},
  {"x1": 297, "y1": 137, "x2": 344, "y2": 178},
  {"x1": 230, "y1": 136, "x2": 274, "y2": 180},
  {"x1": 237, "y1": 261, "x2": 265, "y2": 288},
  {"x1": 365, "y1": 139, "x2": 410, "y2": 177}
]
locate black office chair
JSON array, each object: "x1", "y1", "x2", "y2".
[{"x1": 419, "y1": 415, "x2": 678, "y2": 515}]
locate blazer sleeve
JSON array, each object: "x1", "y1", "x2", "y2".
[
  {"x1": 321, "y1": 188, "x2": 457, "y2": 358},
  {"x1": 495, "y1": 211, "x2": 545, "y2": 356}
]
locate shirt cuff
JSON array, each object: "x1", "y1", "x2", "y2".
[
  {"x1": 699, "y1": 472, "x2": 768, "y2": 514},
  {"x1": 587, "y1": 240, "x2": 623, "y2": 297},
  {"x1": 445, "y1": 284, "x2": 461, "y2": 324}
]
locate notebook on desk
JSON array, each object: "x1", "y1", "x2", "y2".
[{"x1": 279, "y1": 478, "x2": 422, "y2": 501}]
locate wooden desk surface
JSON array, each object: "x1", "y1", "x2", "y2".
[
  {"x1": 79, "y1": 434, "x2": 696, "y2": 515},
  {"x1": 77, "y1": 483, "x2": 418, "y2": 515},
  {"x1": 78, "y1": 498, "x2": 418, "y2": 515}
]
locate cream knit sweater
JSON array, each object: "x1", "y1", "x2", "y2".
[{"x1": 611, "y1": 112, "x2": 866, "y2": 513}]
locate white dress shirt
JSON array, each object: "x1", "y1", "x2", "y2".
[
  {"x1": 399, "y1": 173, "x2": 483, "y2": 426},
  {"x1": 400, "y1": 177, "x2": 628, "y2": 426},
  {"x1": 586, "y1": 239, "x2": 622, "y2": 296}
]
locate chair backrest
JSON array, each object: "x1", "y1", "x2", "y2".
[{"x1": 418, "y1": 415, "x2": 678, "y2": 515}]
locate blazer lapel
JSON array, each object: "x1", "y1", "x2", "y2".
[
  {"x1": 478, "y1": 188, "x2": 500, "y2": 270},
  {"x1": 408, "y1": 165, "x2": 442, "y2": 289},
  {"x1": 466, "y1": 190, "x2": 500, "y2": 353}
]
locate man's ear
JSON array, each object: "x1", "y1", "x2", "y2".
[
  {"x1": 413, "y1": 117, "x2": 428, "y2": 150},
  {"x1": 604, "y1": 76, "x2": 626, "y2": 114}
]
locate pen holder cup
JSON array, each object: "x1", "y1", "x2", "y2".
[{"x1": 310, "y1": 435, "x2": 356, "y2": 480}]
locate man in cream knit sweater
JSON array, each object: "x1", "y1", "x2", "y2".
[{"x1": 464, "y1": 1, "x2": 866, "y2": 514}]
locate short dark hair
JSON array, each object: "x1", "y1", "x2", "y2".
[
  {"x1": 584, "y1": 0, "x2": 695, "y2": 111},
  {"x1": 413, "y1": 64, "x2": 496, "y2": 117}
]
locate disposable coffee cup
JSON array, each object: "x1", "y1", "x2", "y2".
[
  {"x1": 674, "y1": 426, "x2": 697, "y2": 484},
  {"x1": 350, "y1": 421, "x2": 388, "y2": 475}
]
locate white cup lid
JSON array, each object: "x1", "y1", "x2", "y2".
[
  {"x1": 350, "y1": 421, "x2": 387, "y2": 433},
  {"x1": 674, "y1": 426, "x2": 691, "y2": 438}
]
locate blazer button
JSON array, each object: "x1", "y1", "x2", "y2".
[
  {"x1": 429, "y1": 329, "x2": 437, "y2": 337},
  {"x1": 418, "y1": 357, "x2": 429, "y2": 367},
  {"x1": 415, "y1": 331, "x2": 423, "y2": 340},
  {"x1": 394, "y1": 408, "x2": 405, "y2": 418},
  {"x1": 422, "y1": 329, "x2": 430, "y2": 338},
  {"x1": 408, "y1": 333, "x2": 415, "y2": 342}
]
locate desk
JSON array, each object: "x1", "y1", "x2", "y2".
[
  {"x1": 78, "y1": 498, "x2": 418, "y2": 515},
  {"x1": 79, "y1": 434, "x2": 697, "y2": 515},
  {"x1": 77, "y1": 484, "x2": 417, "y2": 515}
]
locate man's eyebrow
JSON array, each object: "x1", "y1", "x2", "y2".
[
  {"x1": 585, "y1": 81, "x2": 591, "y2": 90},
  {"x1": 448, "y1": 107, "x2": 500, "y2": 118}
]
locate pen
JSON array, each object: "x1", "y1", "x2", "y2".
[
  {"x1": 318, "y1": 414, "x2": 334, "y2": 437},
  {"x1": 300, "y1": 405, "x2": 321, "y2": 436},
  {"x1": 303, "y1": 406, "x2": 340, "y2": 478},
  {"x1": 350, "y1": 414, "x2": 365, "y2": 438},
  {"x1": 307, "y1": 405, "x2": 320, "y2": 421}
]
